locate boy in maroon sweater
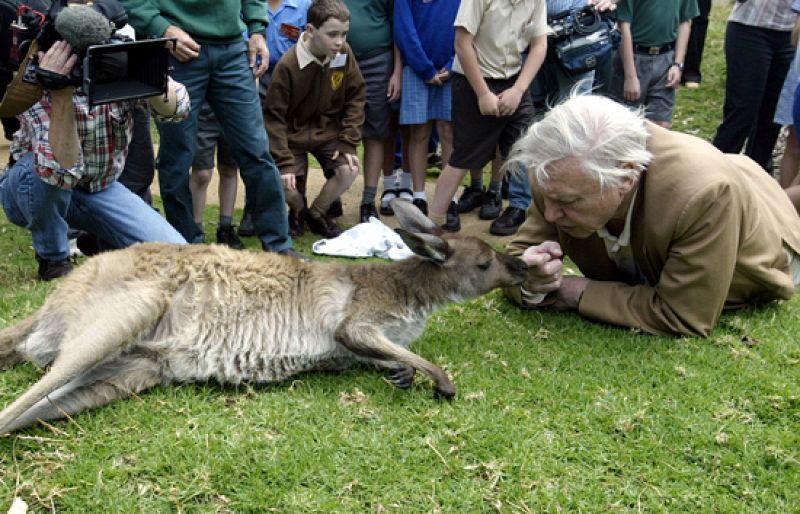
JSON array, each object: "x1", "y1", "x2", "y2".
[{"x1": 264, "y1": 0, "x2": 366, "y2": 238}]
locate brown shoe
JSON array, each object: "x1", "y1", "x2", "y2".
[
  {"x1": 306, "y1": 211, "x2": 342, "y2": 238},
  {"x1": 289, "y1": 207, "x2": 306, "y2": 237}
]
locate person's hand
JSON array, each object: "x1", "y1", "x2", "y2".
[
  {"x1": 281, "y1": 173, "x2": 296, "y2": 190},
  {"x1": 436, "y1": 68, "x2": 451, "y2": 82},
  {"x1": 623, "y1": 75, "x2": 641, "y2": 102},
  {"x1": 519, "y1": 241, "x2": 564, "y2": 294},
  {"x1": 248, "y1": 33, "x2": 270, "y2": 78},
  {"x1": 665, "y1": 64, "x2": 682, "y2": 89},
  {"x1": 37, "y1": 40, "x2": 78, "y2": 77},
  {"x1": 426, "y1": 74, "x2": 443, "y2": 87},
  {"x1": 387, "y1": 69, "x2": 402, "y2": 102},
  {"x1": 333, "y1": 150, "x2": 361, "y2": 173},
  {"x1": 497, "y1": 86, "x2": 524, "y2": 116},
  {"x1": 477, "y1": 91, "x2": 500, "y2": 116},
  {"x1": 586, "y1": 0, "x2": 617, "y2": 12},
  {"x1": 551, "y1": 276, "x2": 590, "y2": 311},
  {"x1": 164, "y1": 25, "x2": 200, "y2": 62}
]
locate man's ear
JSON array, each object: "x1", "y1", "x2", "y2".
[{"x1": 618, "y1": 163, "x2": 641, "y2": 195}]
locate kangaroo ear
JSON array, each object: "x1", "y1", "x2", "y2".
[
  {"x1": 391, "y1": 199, "x2": 443, "y2": 236},
  {"x1": 396, "y1": 228, "x2": 450, "y2": 263}
]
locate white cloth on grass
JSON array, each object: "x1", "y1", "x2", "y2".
[{"x1": 312, "y1": 217, "x2": 414, "y2": 260}]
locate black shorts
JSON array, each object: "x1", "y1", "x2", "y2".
[
  {"x1": 448, "y1": 73, "x2": 535, "y2": 170},
  {"x1": 192, "y1": 103, "x2": 236, "y2": 170}
]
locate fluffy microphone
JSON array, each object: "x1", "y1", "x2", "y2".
[{"x1": 54, "y1": 5, "x2": 113, "y2": 50}]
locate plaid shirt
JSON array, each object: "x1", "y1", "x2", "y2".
[
  {"x1": 11, "y1": 78, "x2": 190, "y2": 192},
  {"x1": 730, "y1": 0, "x2": 795, "y2": 32}
]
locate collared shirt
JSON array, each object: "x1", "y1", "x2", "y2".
[
  {"x1": 730, "y1": 0, "x2": 795, "y2": 31},
  {"x1": 267, "y1": 0, "x2": 312, "y2": 68},
  {"x1": 11, "y1": 79, "x2": 190, "y2": 192},
  {"x1": 296, "y1": 32, "x2": 331, "y2": 69},
  {"x1": 596, "y1": 187, "x2": 649, "y2": 286},
  {"x1": 452, "y1": 0, "x2": 548, "y2": 79}
]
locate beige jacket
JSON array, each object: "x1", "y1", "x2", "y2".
[{"x1": 506, "y1": 123, "x2": 800, "y2": 337}]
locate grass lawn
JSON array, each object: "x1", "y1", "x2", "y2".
[{"x1": 2, "y1": 4, "x2": 800, "y2": 512}]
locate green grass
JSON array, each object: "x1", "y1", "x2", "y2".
[{"x1": 2, "y1": 4, "x2": 800, "y2": 511}]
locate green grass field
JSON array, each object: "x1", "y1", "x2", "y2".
[{"x1": 2, "y1": 4, "x2": 799, "y2": 512}]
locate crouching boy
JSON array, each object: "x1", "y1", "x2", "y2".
[{"x1": 263, "y1": 0, "x2": 366, "y2": 238}]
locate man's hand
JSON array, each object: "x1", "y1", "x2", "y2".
[
  {"x1": 665, "y1": 64, "x2": 682, "y2": 89},
  {"x1": 624, "y1": 75, "x2": 641, "y2": 102},
  {"x1": 37, "y1": 40, "x2": 78, "y2": 77},
  {"x1": 387, "y1": 68, "x2": 401, "y2": 102},
  {"x1": 519, "y1": 241, "x2": 564, "y2": 294},
  {"x1": 164, "y1": 25, "x2": 200, "y2": 62},
  {"x1": 281, "y1": 173, "x2": 296, "y2": 190},
  {"x1": 497, "y1": 86, "x2": 524, "y2": 116},
  {"x1": 552, "y1": 276, "x2": 590, "y2": 311},
  {"x1": 477, "y1": 91, "x2": 500, "y2": 116},
  {"x1": 586, "y1": 0, "x2": 617, "y2": 12},
  {"x1": 248, "y1": 33, "x2": 270, "y2": 78}
]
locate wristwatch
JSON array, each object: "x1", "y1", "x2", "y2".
[{"x1": 672, "y1": 62, "x2": 684, "y2": 71}]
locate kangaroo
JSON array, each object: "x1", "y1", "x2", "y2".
[{"x1": 0, "y1": 201, "x2": 528, "y2": 434}]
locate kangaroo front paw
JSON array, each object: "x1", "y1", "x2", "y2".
[
  {"x1": 386, "y1": 365, "x2": 416, "y2": 389},
  {"x1": 433, "y1": 380, "x2": 456, "y2": 400}
]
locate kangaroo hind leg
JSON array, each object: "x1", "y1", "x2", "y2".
[
  {"x1": 0, "y1": 352, "x2": 163, "y2": 433},
  {"x1": 0, "y1": 287, "x2": 167, "y2": 434},
  {"x1": 335, "y1": 322, "x2": 455, "y2": 399}
]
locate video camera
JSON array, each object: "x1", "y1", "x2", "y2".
[{"x1": 0, "y1": 0, "x2": 172, "y2": 109}]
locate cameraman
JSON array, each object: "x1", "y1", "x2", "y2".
[{"x1": 0, "y1": 40, "x2": 190, "y2": 281}]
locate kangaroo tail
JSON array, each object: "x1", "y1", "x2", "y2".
[{"x1": 0, "y1": 314, "x2": 37, "y2": 369}]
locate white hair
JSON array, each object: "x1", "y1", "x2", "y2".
[{"x1": 507, "y1": 94, "x2": 653, "y2": 190}]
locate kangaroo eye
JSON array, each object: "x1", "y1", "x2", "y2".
[{"x1": 477, "y1": 261, "x2": 492, "y2": 270}]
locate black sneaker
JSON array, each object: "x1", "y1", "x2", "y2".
[
  {"x1": 278, "y1": 248, "x2": 311, "y2": 262},
  {"x1": 489, "y1": 206, "x2": 527, "y2": 236},
  {"x1": 479, "y1": 191, "x2": 502, "y2": 220},
  {"x1": 238, "y1": 211, "x2": 255, "y2": 237},
  {"x1": 442, "y1": 201, "x2": 461, "y2": 232},
  {"x1": 457, "y1": 186, "x2": 484, "y2": 213},
  {"x1": 360, "y1": 202, "x2": 379, "y2": 223},
  {"x1": 412, "y1": 198, "x2": 428, "y2": 215},
  {"x1": 327, "y1": 198, "x2": 343, "y2": 218},
  {"x1": 217, "y1": 225, "x2": 245, "y2": 250},
  {"x1": 76, "y1": 232, "x2": 101, "y2": 257},
  {"x1": 36, "y1": 254, "x2": 73, "y2": 281}
]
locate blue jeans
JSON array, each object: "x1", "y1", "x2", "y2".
[
  {"x1": 156, "y1": 40, "x2": 291, "y2": 251},
  {"x1": 507, "y1": 161, "x2": 532, "y2": 211},
  {"x1": 0, "y1": 153, "x2": 186, "y2": 261}
]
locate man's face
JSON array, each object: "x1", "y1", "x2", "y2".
[
  {"x1": 536, "y1": 157, "x2": 636, "y2": 239},
  {"x1": 306, "y1": 18, "x2": 349, "y2": 60}
]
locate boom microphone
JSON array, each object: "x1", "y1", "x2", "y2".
[{"x1": 54, "y1": 5, "x2": 113, "y2": 50}]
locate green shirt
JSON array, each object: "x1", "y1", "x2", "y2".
[
  {"x1": 342, "y1": 0, "x2": 394, "y2": 58},
  {"x1": 120, "y1": 0, "x2": 269, "y2": 43},
  {"x1": 617, "y1": 0, "x2": 699, "y2": 47}
]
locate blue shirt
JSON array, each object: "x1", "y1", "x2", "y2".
[
  {"x1": 393, "y1": 0, "x2": 460, "y2": 81},
  {"x1": 547, "y1": 0, "x2": 588, "y2": 16},
  {"x1": 267, "y1": 0, "x2": 312, "y2": 68}
]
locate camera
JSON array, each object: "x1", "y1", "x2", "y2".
[{"x1": 0, "y1": 0, "x2": 172, "y2": 110}]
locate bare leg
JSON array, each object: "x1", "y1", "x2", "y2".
[
  {"x1": 189, "y1": 168, "x2": 213, "y2": 224},
  {"x1": 436, "y1": 120, "x2": 453, "y2": 168},
  {"x1": 430, "y1": 164, "x2": 468, "y2": 224},
  {"x1": 310, "y1": 164, "x2": 359, "y2": 215},
  {"x1": 217, "y1": 163, "x2": 239, "y2": 219},
  {"x1": 406, "y1": 122, "x2": 434, "y2": 193}
]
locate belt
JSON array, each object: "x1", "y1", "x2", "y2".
[{"x1": 633, "y1": 43, "x2": 674, "y2": 55}]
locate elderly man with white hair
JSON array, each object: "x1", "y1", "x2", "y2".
[{"x1": 505, "y1": 94, "x2": 800, "y2": 337}]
